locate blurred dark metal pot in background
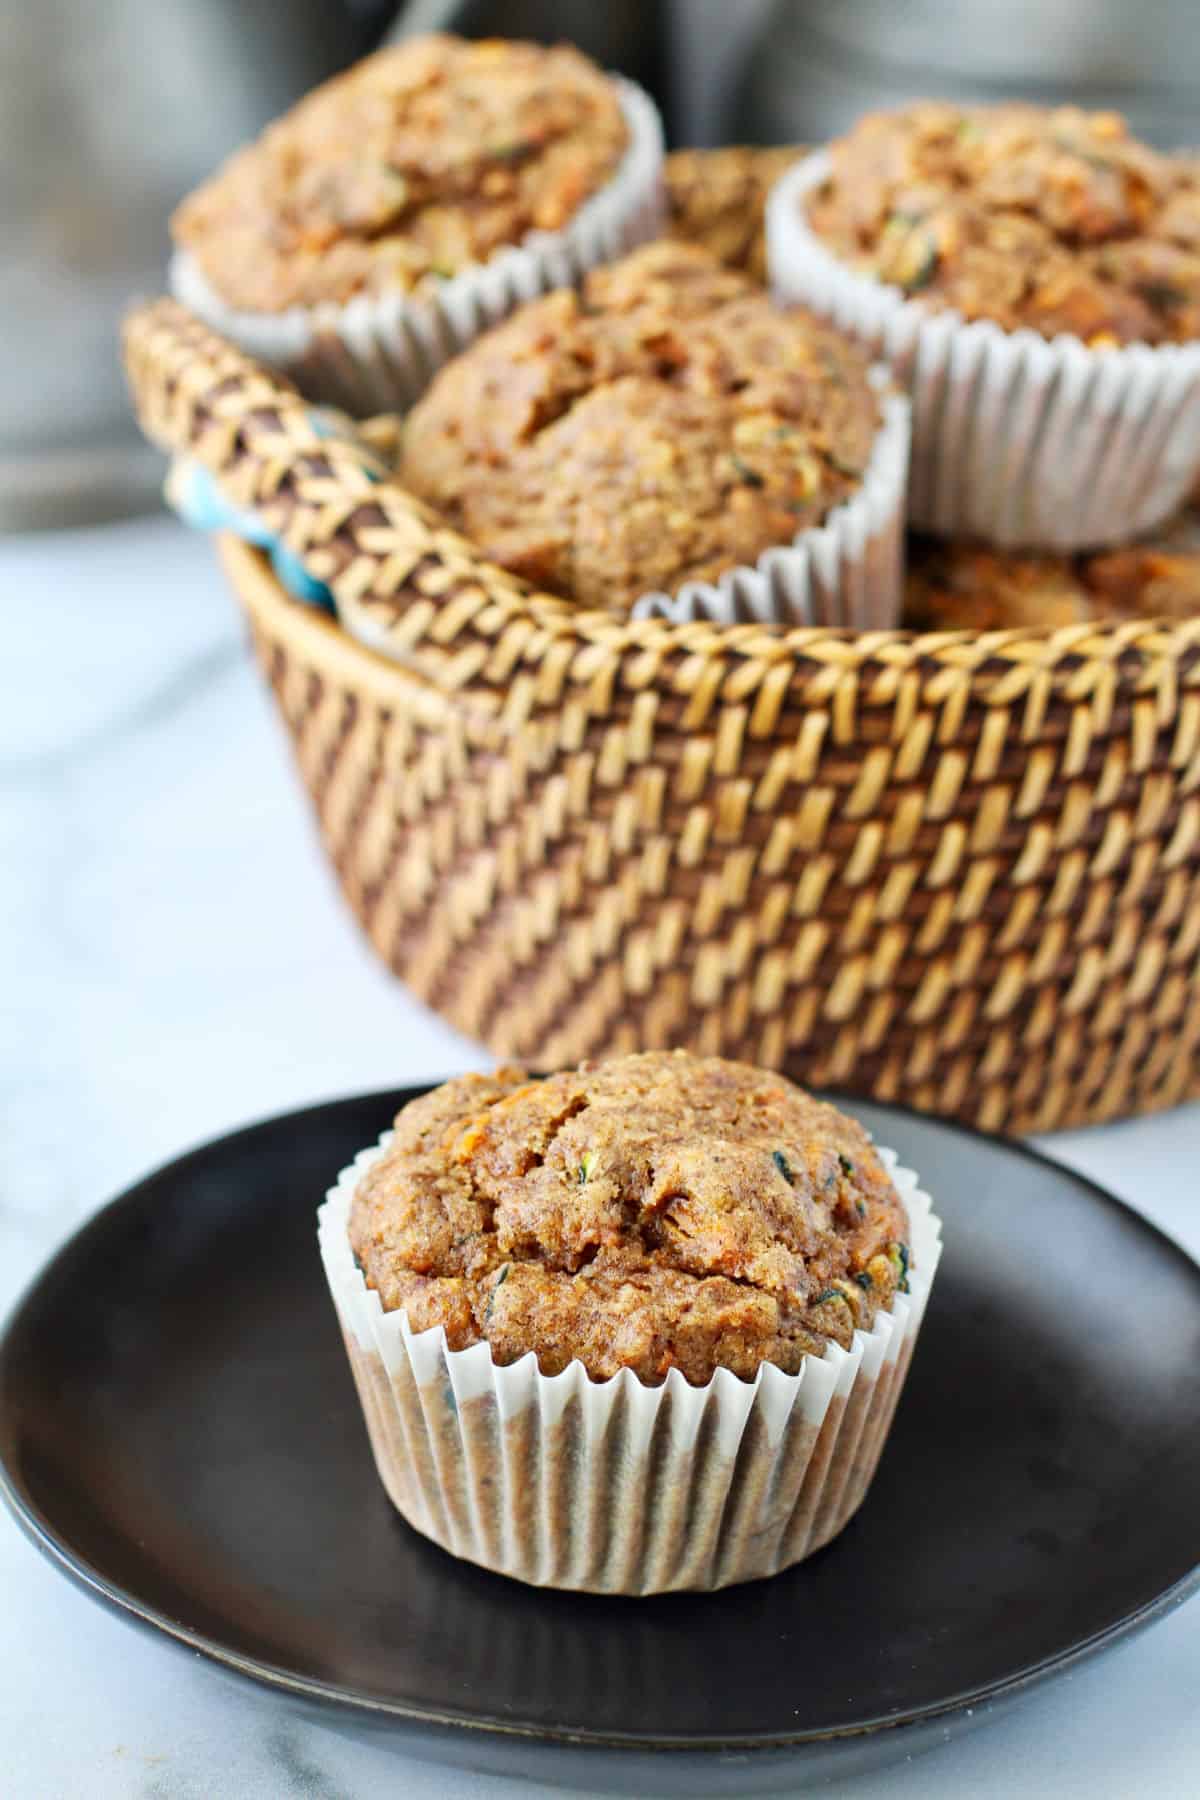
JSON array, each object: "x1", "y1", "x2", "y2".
[
  {"x1": 386, "y1": 0, "x2": 662, "y2": 91},
  {"x1": 0, "y1": 0, "x2": 384, "y2": 531},
  {"x1": 12, "y1": 0, "x2": 1196, "y2": 531},
  {"x1": 730, "y1": 0, "x2": 1200, "y2": 147}
]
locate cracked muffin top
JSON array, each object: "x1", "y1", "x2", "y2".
[
  {"x1": 398, "y1": 241, "x2": 882, "y2": 610},
  {"x1": 807, "y1": 101, "x2": 1200, "y2": 345},
  {"x1": 171, "y1": 36, "x2": 629, "y2": 313},
  {"x1": 348, "y1": 1051, "x2": 911, "y2": 1387}
]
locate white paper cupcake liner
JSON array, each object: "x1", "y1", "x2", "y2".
[
  {"x1": 318, "y1": 1134, "x2": 942, "y2": 1595},
  {"x1": 767, "y1": 152, "x2": 1200, "y2": 550},
  {"x1": 630, "y1": 377, "x2": 910, "y2": 628},
  {"x1": 171, "y1": 78, "x2": 665, "y2": 418}
]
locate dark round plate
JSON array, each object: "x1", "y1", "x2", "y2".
[{"x1": 2, "y1": 1090, "x2": 1199, "y2": 1795}]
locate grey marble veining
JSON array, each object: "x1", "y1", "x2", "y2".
[{"x1": 2, "y1": 516, "x2": 1198, "y2": 1799}]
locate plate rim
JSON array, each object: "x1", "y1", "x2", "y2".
[{"x1": 2, "y1": 1085, "x2": 1199, "y2": 1757}]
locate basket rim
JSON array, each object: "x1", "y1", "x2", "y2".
[
  {"x1": 125, "y1": 296, "x2": 1200, "y2": 699},
  {"x1": 224, "y1": 531, "x2": 1200, "y2": 751}
]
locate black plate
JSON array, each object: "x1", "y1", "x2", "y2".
[{"x1": 2, "y1": 1090, "x2": 1199, "y2": 1794}]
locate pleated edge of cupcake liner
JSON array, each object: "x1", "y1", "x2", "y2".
[
  {"x1": 169, "y1": 77, "x2": 666, "y2": 417},
  {"x1": 628, "y1": 376, "x2": 911, "y2": 629},
  {"x1": 316, "y1": 1126, "x2": 943, "y2": 1590},
  {"x1": 765, "y1": 149, "x2": 1200, "y2": 550}
]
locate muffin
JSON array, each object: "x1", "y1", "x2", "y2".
[
  {"x1": 399, "y1": 240, "x2": 910, "y2": 624},
  {"x1": 318, "y1": 1051, "x2": 942, "y2": 1592},
  {"x1": 170, "y1": 35, "x2": 665, "y2": 413},
  {"x1": 767, "y1": 102, "x2": 1200, "y2": 549},
  {"x1": 806, "y1": 104, "x2": 1200, "y2": 345},
  {"x1": 665, "y1": 145, "x2": 805, "y2": 282},
  {"x1": 905, "y1": 509, "x2": 1200, "y2": 631}
]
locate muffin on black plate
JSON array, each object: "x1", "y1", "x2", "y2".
[{"x1": 319, "y1": 1050, "x2": 942, "y2": 1592}]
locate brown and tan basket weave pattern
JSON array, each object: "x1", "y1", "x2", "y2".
[{"x1": 125, "y1": 299, "x2": 1200, "y2": 1135}]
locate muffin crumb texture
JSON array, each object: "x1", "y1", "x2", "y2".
[
  {"x1": 809, "y1": 101, "x2": 1200, "y2": 344},
  {"x1": 172, "y1": 35, "x2": 629, "y2": 312},
  {"x1": 665, "y1": 145, "x2": 805, "y2": 280},
  {"x1": 905, "y1": 512, "x2": 1200, "y2": 631},
  {"x1": 348, "y1": 1052, "x2": 910, "y2": 1386},
  {"x1": 399, "y1": 241, "x2": 881, "y2": 609}
]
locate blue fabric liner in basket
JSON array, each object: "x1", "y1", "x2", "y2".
[
  {"x1": 166, "y1": 460, "x2": 334, "y2": 609},
  {"x1": 165, "y1": 410, "x2": 385, "y2": 611}
]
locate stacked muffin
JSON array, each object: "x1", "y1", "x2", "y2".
[
  {"x1": 171, "y1": 35, "x2": 666, "y2": 412},
  {"x1": 767, "y1": 102, "x2": 1200, "y2": 620}
]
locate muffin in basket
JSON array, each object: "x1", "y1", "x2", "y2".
[
  {"x1": 318, "y1": 1051, "x2": 942, "y2": 1594},
  {"x1": 664, "y1": 145, "x2": 805, "y2": 281},
  {"x1": 904, "y1": 507, "x2": 1200, "y2": 631},
  {"x1": 768, "y1": 102, "x2": 1200, "y2": 548},
  {"x1": 398, "y1": 240, "x2": 910, "y2": 625},
  {"x1": 171, "y1": 35, "x2": 664, "y2": 413}
]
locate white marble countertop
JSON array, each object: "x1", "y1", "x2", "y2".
[{"x1": 3, "y1": 516, "x2": 1198, "y2": 1799}]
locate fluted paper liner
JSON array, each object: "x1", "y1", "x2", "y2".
[
  {"x1": 630, "y1": 377, "x2": 909, "y2": 629},
  {"x1": 171, "y1": 79, "x2": 665, "y2": 418},
  {"x1": 767, "y1": 152, "x2": 1200, "y2": 550},
  {"x1": 318, "y1": 1135, "x2": 942, "y2": 1594}
]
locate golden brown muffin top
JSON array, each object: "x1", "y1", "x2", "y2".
[
  {"x1": 399, "y1": 240, "x2": 881, "y2": 610},
  {"x1": 808, "y1": 102, "x2": 1200, "y2": 345},
  {"x1": 171, "y1": 36, "x2": 629, "y2": 312},
  {"x1": 348, "y1": 1052, "x2": 911, "y2": 1387},
  {"x1": 904, "y1": 519, "x2": 1200, "y2": 632},
  {"x1": 665, "y1": 145, "x2": 804, "y2": 282}
]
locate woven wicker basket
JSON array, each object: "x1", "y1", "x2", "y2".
[{"x1": 124, "y1": 291, "x2": 1200, "y2": 1137}]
